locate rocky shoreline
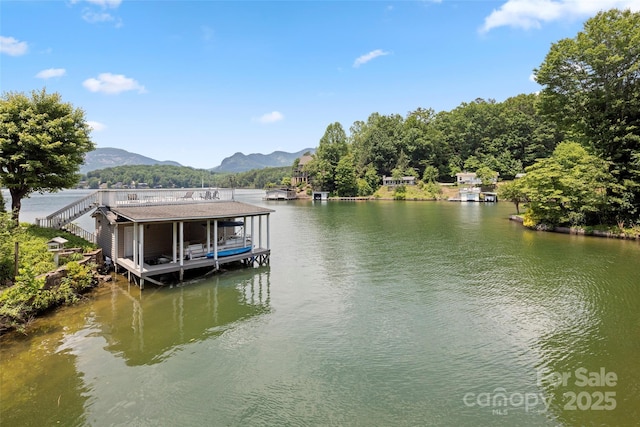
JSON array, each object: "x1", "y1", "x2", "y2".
[{"x1": 509, "y1": 215, "x2": 640, "y2": 241}]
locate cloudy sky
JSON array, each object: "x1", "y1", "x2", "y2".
[{"x1": 2, "y1": 0, "x2": 638, "y2": 169}]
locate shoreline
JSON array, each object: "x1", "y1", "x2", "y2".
[{"x1": 509, "y1": 215, "x2": 640, "y2": 241}]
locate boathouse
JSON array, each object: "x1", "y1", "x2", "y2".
[
  {"x1": 36, "y1": 188, "x2": 274, "y2": 288},
  {"x1": 265, "y1": 187, "x2": 297, "y2": 200}
]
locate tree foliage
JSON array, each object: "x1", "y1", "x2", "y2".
[
  {"x1": 498, "y1": 180, "x2": 526, "y2": 214},
  {"x1": 519, "y1": 142, "x2": 614, "y2": 226},
  {"x1": 535, "y1": 8, "x2": 640, "y2": 222},
  {"x1": 305, "y1": 122, "x2": 348, "y2": 193},
  {"x1": 302, "y1": 94, "x2": 559, "y2": 198},
  {"x1": 85, "y1": 164, "x2": 290, "y2": 189},
  {"x1": 0, "y1": 89, "x2": 95, "y2": 224}
]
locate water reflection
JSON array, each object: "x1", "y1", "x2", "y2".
[
  {"x1": 0, "y1": 314, "x2": 92, "y2": 427},
  {"x1": 95, "y1": 268, "x2": 271, "y2": 366}
]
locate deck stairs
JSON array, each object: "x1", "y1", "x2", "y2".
[{"x1": 36, "y1": 191, "x2": 99, "y2": 242}]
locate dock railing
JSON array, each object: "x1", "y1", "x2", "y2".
[
  {"x1": 36, "y1": 188, "x2": 235, "y2": 241},
  {"x1": 98, "y1": 188, "x2": 234, "y2": 207}
]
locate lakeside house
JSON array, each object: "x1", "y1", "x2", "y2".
[
  {"x1": 382, "y1": 176, "x2": 416, "y2": 187},
  {"x1": 291, "y1": 154, "x2": 313, "y2": 187},
  {"x1": 37, "y1": 189, "x2": 274, "y2": 289}
]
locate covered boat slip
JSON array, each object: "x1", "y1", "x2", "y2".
[{"x1": 99, "y1": 201, "x2": 274, "y2": 288}]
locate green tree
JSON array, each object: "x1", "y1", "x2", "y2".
[
  {"x1": 307, "y1": 122, "x2": 348, "y2": 193},
  {"x1": 520, "y1": 142, "x2": 613, "y2": 226},
  {"x1": 534, "y1": 9, "x2": 640, "y2": 223},
  {"x1": 0, "y1": 89, "x2": 94, "y2": 224},
  {"x1": 475, "y1": 166, "x2": 498, "y2": 187},
  {"x1": 498, "y1": 180, "x2": 526, "y2": 214},
  {"x1": 422, "y1": 165, "x2": 439, "y2": 183},
  {"x1": 335, "y1": 153, "x2": 358, "y2": 197}
]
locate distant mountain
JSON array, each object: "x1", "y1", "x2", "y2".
[
  {"x1": 211, "y1": 148, "x2": 315, "y2": 173},
  {"x1": 81, "y1": 147, "x2": 182, "y2": 174}
]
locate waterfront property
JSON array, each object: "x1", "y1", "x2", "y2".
[
  {"x1": 36, "y1": 188, "x2": 274, "y2": 288},
  {"x1": 382, "y1": 176, "x2": 416, "y2": 187},
  {"x1": 451, "y1": 187, "x2": 499, "y2": 202},
  {"x1": 312, "y1": 191, "x2": 329, "y2": 201},
  {"x1": 458, "y1": 187, "x2": 481, "y2": 202},
  {"x1": 455, "y1": 171, "x2": 499, "y2": 186},
  {"x1": 456, "y1": 172, "x2": 482, "y2": 185},
  {"x1": 291, "y1": 154, "x2": 313, "y2": 187},
  {"x1": 265, "y1": 187, "x2": 297, "y2": 200}
]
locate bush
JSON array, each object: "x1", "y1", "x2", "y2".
[
  {"x1": 393, "y1": 185, "x2": 407, "y2": 200},
  {"x1": 522, "y1": 211, "x2": 538, "y2": 228}
]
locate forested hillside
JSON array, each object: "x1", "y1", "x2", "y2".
[
  {"x1": 82, "y1": 164, "x2": 290, "y2": 189},
  {"x1": 303, "y1": 9, "x2": 639, "y2": 227},
  {"x1": 303, "y1": 93, "x2": 560, "y2": 197}
]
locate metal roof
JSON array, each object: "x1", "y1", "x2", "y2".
[{"x1": 109, "y1": 201, "x2": 274, "y2": 223}]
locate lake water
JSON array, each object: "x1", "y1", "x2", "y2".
[{"x1": 1, "y1": 190, "x2": 639, "y2": 426}]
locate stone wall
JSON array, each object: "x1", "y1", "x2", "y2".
[{"x1": 40, "y1": 248, "x2": 105, "y2": 290}]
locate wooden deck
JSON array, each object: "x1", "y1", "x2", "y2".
[{"x1": 116, "y1": 248, "x2": 270, "y2": 288}]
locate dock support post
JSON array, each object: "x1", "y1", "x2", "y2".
[
  {"x1": 251, "y1": 216, "x2": 255, "y2": 254},
  {"x1": 179, "y1": 222, "x2": 184, "y2": 267},
  {"x1": 206, "y1": 220, "x2": 211, "y2": 253},
  {"x1": 172, "y1": 222, "x2": 177, "y2": 263},
  {"x1": 267, "y1": 214, "x2": 270, "y2": 249},
  {"x1": 213, "y1": 219, "x2": 219, "y2": 265}
]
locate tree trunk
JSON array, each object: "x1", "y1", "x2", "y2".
[{"x1": 9, "y1": 188, "x2": 26, "y2": 226}]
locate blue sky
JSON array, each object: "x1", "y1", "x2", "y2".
[{"x1": 2, "y1": 0, "x2": 638, "y2": 169}]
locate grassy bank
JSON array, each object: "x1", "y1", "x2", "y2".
[
  {"x1": 0, "y1": 216, "x2": 99, "y2": 334},
  {"x1": 372, "y1": 182, "x2": 458, "y2": 200}
]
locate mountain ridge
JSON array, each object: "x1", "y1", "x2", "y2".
[
  {"x1": 211, "y1": 148, "x2": 314, "y2": 173},
  {"x1": 81, "y1": 147, "x2": 182, "y2": 174},
  {"x1": 82, "y1": 147, "x2": 314, "y2": 174}
]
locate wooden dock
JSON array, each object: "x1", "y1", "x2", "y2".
[{"x1": 116, "y1": 248, "x2": 271, "y2": 288}]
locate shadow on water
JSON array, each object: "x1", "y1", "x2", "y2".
[
  {"x1": 0, "y1": 267, "x2": 271, "y2": 425},
  {"x1": 95, "y1": 267, "x2": 272, "y2": 366}
]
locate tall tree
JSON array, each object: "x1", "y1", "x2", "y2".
[
  {"x1": 0, "y1": 89, "x2": 95, "y2": 224},
  {"x1": 498, "y1": 180, "x2": 526, "y2": 214},
  {"x1": 534, "y1": 9, "x2": 640, "y2": 222},
  {"x1": 334, "y1": 153, "x2": 358, "y2": 197},
  {"x1": 307, "y1": 122, "x2": 348, "y2": 193},
  {"x1": 519, "y1": 142, "x2": 614, "y2": 226}
]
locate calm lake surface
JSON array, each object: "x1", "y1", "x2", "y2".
[{"x1": 1, "y1": 189, "x2": 639, "y2": 426}]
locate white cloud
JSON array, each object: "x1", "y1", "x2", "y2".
[
  {"x1": 481, "y1": 0, "x2": 640, "y2": 33},
  {"x1": 255, "y1": 111, "x2": 284, "y2": 124},
  {"x1": 0, "y1": 36, "x2": 28, "y2": 56},
  {"x1": 82, "y1": 11, "x2": 115, "y2": 23},
  {"x1": 87, "y1": 121, "x2": 107, "y2": 132},
  {"x1": 353, "y1": 49, "x2": 390, "y2": 68},
  {"x1": 72, "y1": 0, "x2": 122, "y2": 8},
  {"x1": 35, "y1": 68, "x2": 66, "y2": 79},
  {"x1": 529, "y1": 73, "x2": 537, "y2": 83},
  {"x1": 87, "y1": 0, "x2": 122, "y2": 7},
  {"x1": 72, "y1": 0, "x2": 123, "y2": 26},
  {"x1": 81, "y1": 10, "x2": 123, "y2": 27},
  {"x1": 83, "y1": 73, "x2": 146, "y2": 94}
]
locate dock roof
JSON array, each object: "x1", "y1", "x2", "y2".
[{"x1": 109, "y1": 201, "x2": 274, "y2": 223}]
